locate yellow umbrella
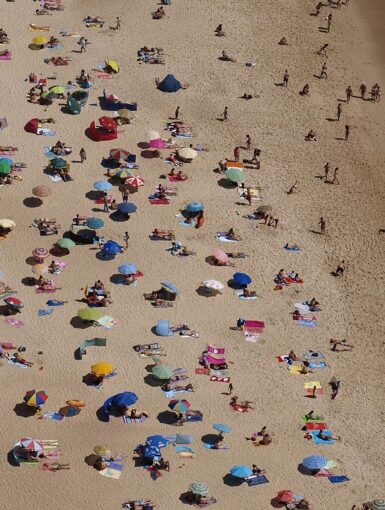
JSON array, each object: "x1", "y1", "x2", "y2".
[
  {"x1": 106, "y1": 60, "x2": 119, "y2": 73},
  {"x1": 178, "y1": 147, "x2": 197, "y2": 161},
  {"x1": 0, "y1": 219, "x2": 16, "y2": 228},
  {"x1": 91, "y1": 361, "x2": 113, "y2": 377},
  {"x1": 32, "y1": 36, "x2": 48, "y2": 45}
]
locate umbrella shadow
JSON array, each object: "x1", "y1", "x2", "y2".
[
  {"x1": 84, "y1": 454, "x2": 99, "y2": 467},
  {"x1": 21, "y1": 277, "x2": 36, "y2": 287},
  {"x1": 223, "y1": 474, "x2": 244, "y2": 487},
  {"x1": 270, "y1": 497, "x2": 285, "y2": 508},
  {"x1": 96, "y1": 406, "x2": 109, "y2": 422},
  {"x1": 140, "y1": 150, "x2": 158, "y2": 159},
  {"x1": 96, "y1": 251, "x2": 115, "y2": 261},
  {"x1": 179, "y1": 492, "x2": 195, "y2": 505},
  {"x1": 227, "y1": 279, "x2": 243, "y2": 289},
  {"x1": 23, "y1": 197, "x2": 42, "y2": 208},
  {"x1": 70, "y1": 316, "x2": 93, "y2": 329},
  {"x1": 137, "y1": 141, "x2": 150, "y2": 149},
  {"x1": 297, "y1": 464, "x2": 314, "y2": 475},
  {"x1": 25, "y1": 256, "x2": 39, "y2": 266},
  {"x1": 60, "y1": 105, "x2": 76, "y2": 115},
  {"x1": 143, "y1": 374, "x2": 164, "y2": 387},
  {"x1": 217, "y1": 178, "x2": 237, "y2": 189},
  {"x1": 195, "y1": 286, "x2": 218, "y2": 297},
  {"x1": 201, "y1": 433, "x2": 218, "y2": 444},
  {"x1": 82, "y1": 373, "x2": 99, "y2": 386},
  {"x1": 110, "y1": 273, "x2": 126, "y2": 285},
  {"x1": 157, "y1": 410, "x2": 177, "y2": 425},
  {"x1": 7, "y1": 449, "x2": 20, "y2": 467},
  {"x1": 144, "y1": 364, "x2": 155, "y2": 374},
  {"x1": 109, "y1": 211, "x2": 129, "y2": 222},
  {"x1": 101, "y1": 158, "x2": 120, "y2": 169},
  {"x1": 85, "y1": 190, "x2": 100, "y2": 200},
  {"x1": 205, "y1": 256, "x2": 218, "y2": 266},
  {"x1": 13, "y1": 403, "x2": 37, "y2": 418}
]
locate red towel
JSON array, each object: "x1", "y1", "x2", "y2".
[
  {"x1": 149, "y1": 199, "x2": 170, "y2": 205},
  {"x1": 306, "y1": 422, "x2": 327, "y2": 431},
  {"x1": 195, "y1": 368, "x2": 209, "y2": 375},
  {"x1": 168, "y1": 175, "x2": 188, "y2": 182}
]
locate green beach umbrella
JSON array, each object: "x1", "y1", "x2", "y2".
[
  {"x1": 49, "y1": 85, "x2": 66, "y2": 94},
  {"x1": 225, "y1": 167, "x2": 245, "y2": 183},
  {"x1": 56, "y1": 238, "x2": 76, "y2": 249},
  {"x1": 152, "y1": 365, "x2": 172, "y2": 380},
  {"x1": 189, "y1": 481, "x2": 209, "y2": 496},
  {"x1": 0, "y1": 159, "x2": 12, "y2": 174},
  {"x1": 78, "y1": 308, "x2": 104, "y2": 321}
]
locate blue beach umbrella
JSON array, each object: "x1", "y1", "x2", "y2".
[
  {"x1": 118, "y1": 263, "x2": 137, "y2": 275},
  {"x1": 161, "y1": 281, "x2": 180, "y2": 295},
  {"x1": 117, "y1": 202, "x2": 137, "y2": 214},
  {"x1": 102, "y1": 240, "x2": 122, "y2": 255},
  {"x1": 146, "y1": 435, "x2": 169, "y2": 448},
  {"x1": 233, "y1": 272, "x2": 252, "y2": 286},
  {"x1": 185, "y1": 202, "x2": 204, "y2": 213},
  {"x1": 213, "y1": 423, "x2": 231, "y2": 433},
  {"x1": 302, "y1": 455, "x2": 328, "y2": 470},
  {"x1": 94, "y1": 181, "x2": 113, "y2": 192},
  {"x1": 50, "y1": 157, "x2": 67, "y2": 169},
  {"x1": 230, "y1": 465, "x2": 253, "y2": 478},
  {"x1": 143, "y1": 445, "x2": 161, "y2": 458},
  {"x1": 86, "y1": 217, "x2": 104, "y2": 229}
]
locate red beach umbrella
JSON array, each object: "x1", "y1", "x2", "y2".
[
  {"x1": 99, "y1": 117, "x2": 116, "y2": 130},
  {"x1": 110, "y1": 148, "x2": 129, "y2": 160},
  {"x1": 125, "y1": 175, "x2": 144, "y2": 188}
]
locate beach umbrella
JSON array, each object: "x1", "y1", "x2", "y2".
[
  {"x1": 125, "y1": 175, "x2": 144, "y2": 188},
  {"x1": 56, "y1": 238, "x2": 76, "y2": 249},
  {"x1": 213, "y1": 423, "x2": 231, "y2": 433},
  {"x1": 20, "y1": 438, "x2": 43, "y2": 452},
  {"x1": 86, "y1": 217, "x2": 104, "y2": 230},
  {"x1": 58, "y1": 406, "x2": 80, "y2": 417},
  {"x1": 23, "y1": 390, "x2": 48, "y2": 407},
  {"x1": 302, "y1": 455, "x2": 328, "y2": 470},
  {"x1": 147, "y1": 130, "x2": 160, "y2": 140},
  {"x1": 110, "y1": 392, "x2": 138, "y2": 407},
  {"x1": 212, "y1": 248, "x2": 228, "y2": 264},
  {"x1": 118, "y1": 109, "x2": 132, "y2": 118},
  {"x1": 230, "y1": 465, "x2": 253, "y2": 478},
  {"x1": 32, "y1": 247, "x2": 49, "y2": 259},
  {"x1": 32, "y1": 36, "x2": 48, "y2": 45},
  {"x1": 99, "y1": 116, "x2": 116, "y2": 130},
  {"x1": 67, "y1": 97, "x2": 81, "y2": 115},
  {"x1": 233, "y1": 272, "x2": 252, "y2": 286},
  {"x1": 105, "y1": 60, "x2": 119, "y2": 73},
  {"x1": 91, "y1": 361, "x2": 113, "y2": 377},
  {"x1": 31, "y1": 264, "x2": 48, "y2": 275},
  {"x1": 189, "y1": 481, "x2": 209, "y2": 496},
  {"x1": 118, "y1": 263, "x2": 137, "y2": 275},
  {"x1": 115, "y1": 168, "x2": 133, "y2": 179},
  {"x1": 94, "y1": 181, "x2": 113, "y2": 192},
  {"x1": 178, "y1": 147, "x2": 197, "y2": 161},
  {"x1": 4, "y1": 296, "x2": 23, "y2": 308},
  {"x1": 143, "y1": 445, "x2": 161, "y2": 458},
  {"x1": 25, "y1": 118, "x2": 39, "y2": 133},
  {"x1": 50, "y1": 157, "x2": 67, "y2": 169},
  {"x1": 168, "y1": 399, "x2": 191, "y2": 413},
  {"x1": 110, "y1": 148, "x2": 129, "y2": 160},
  {"x1": 161, "y1": 281, "x2": 180, "y2": 295},
  {"x1": 0, "y1": 219, "x2": 15, "y2": 228},
  {"x1": 117, "y1": 202, "x2": 137, "y2": 214},
  {"x1": 202, "y1": 279, "x2": 224, "y2": 291},
  {"x1": 185, "y1": 202, "x2": 204, "y2": 213},
  {"x1": 225, "y1": 167, "x2": 245, "y2": 183},
  {"x1": 149, "y1": 138, "x2": 167, "y2": 149},
  {"x1": 102, "y1": 240, "x2": 122, "y2": 255},
  {"x1": 94, "y1": 445, "x2": 112, "y2": 457},
  {"x1": 66, "y1": 400, "x2": 86, "y2": 408},
  {"x1": 77, "y1": 308, "x2": 104, "y2": 321},
  {"x1": 146, "y1": 435, "x2": 169, "y2": 448},
  {"x1": 32, "y1": 185, "x2": 51, "y2": 198},
  {"x1": 371, "y1": 500, "x2": 385, "y2": 510},
  {"x1": 0, "y1": 159, "x2": 12, "y2": 174},
  {"x1": 152, "y1": 365, "x2": 172, "y2": 380},
  {"x1": 277, "y1": 491, "x2": 295, "y2": 503},
  {"x1": 49, "y1": 85, "x2": 66, "y2": 94}
]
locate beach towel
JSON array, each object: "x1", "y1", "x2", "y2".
[
  {"x1": 244, "y1": 331, "x2": 260, "y2": 342},
  {"x1": 308, "y1": 361, "x2": 327, "y2": 369},
  {"x1": 303, "y1": 351, "x2": 325, "y2": 360},
  {"x1": 0, "y1": 53, "x2": 12, "y2": 61},
  {"x1": 297, "y1": 320, "x2": 317, "y2": 327},
  {"x1": 195, "y1": 367, "x2": 209, "y2": 375},
  {"x1": 175, "y1": 446, "x2": 194, "y2": 453},
  {"x1": 306, "y1": 422, "x2": 327, "y2": 431},
  {"x1": 168, "y1": 175, "x2": 188, "y2": 183},
  {"x1": 304, "y1": 381, "x2": 322, "y2": 389},
  {"x1": 289, "y1": 365, "x2": 304, "y2": 375},
  {"x1": 204, "y1": 443, "x2": 229, "y2": 450},
  {"x1": 96, "y1": 316, "x2": 116, "y2": 329},
  {"x1": 4, "y1": 318, "x2": 25, "y2": 328},
  {"x1": 232, "y1": 405, "x2": 248, "y2": 413},
  {"x1": 314, "y1": 469, "x2": 332, "y2": 478},
  {"x1": 149, "y1": 198, "x2": 170, "y2": 205},
  {"x1": 178, "y1": 451, "x2": 195, "y2": 458},
  {"x1": 38, "y1": 308, "x2": 54, "y2": 316},
  {"x1": 206, "y1": 354, "x2": 226, "y2": 365},
  {"x1": 210, "y1": 369, "x2": 229, "y2": 377},
  {"x1": 99, "y1": 462, "x2": 124, "y2": 479},
  {"x1": 328, "y1": 475, "x2": 350, "y2": 484},
  {"x1": 36, "y1": 287, "x2": 56, "y2": 294},
  {"x1": 216, "y1": 235, "x2": 238, "y2": 243},
  {"x1": 235, "y1": 290, "x2": 258, "y2": 300},
  {"x1": 246, "y1": 475, "x2": 269, "y2": 486},
  {"x1": 48, "y1": 174, "x2": 62, "y2": 182},
  {"x1": 122, "y1": 415, "x2": 147, "y2": 424},
  {"x1": 312, "y1": 430, "x2": 335, "y2": 445},
  {"x1": 41, "y1": 411, "x2": 64, "y2": 422},
  {"x1": 301, "y1": 414, "x2": 325, "y2": 423},
  {"x1": 207, "y1": 345, "x2": 225, "y2": 354},
  {"x1": 8, "y1": 358, "x2": 30, "y2": 368},
  {"x1": 306, "y1": 388, "x2": 325, "y2": 396}
]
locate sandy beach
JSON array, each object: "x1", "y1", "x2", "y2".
[{"x1": 1, "y1": 1, "x2": 385, "y2": 509}]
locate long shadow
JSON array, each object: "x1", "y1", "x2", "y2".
[
  {"x1": 109, "y1": 211, "x2": 129, "y2": 222},
  {"x1": 217, "y1": 178, "x2": 237, "y2": 189},
  {"x1": 326, "y1": 117, "x2": 336, "y2": 122},
  {"x1": 201, "y1": 433, "x2": 218, "y2": 444},
  {"x1": 309, "y1": 229, "x2": 323, "y2": 235},
  {"x1": 195, "y1": 286, "x2": 218, "y2": 297},
  {"x1": 270, "y1": 497, "x2": 285, "y2": 509},
  {"x1": 140, "y1": 150, "x2": 158, "y2": 159},
  {"x1": 110, "y1": 273, "x2": 126, "y2": 285},
  {"x1": 21, "y1": 277, "x2": 36, "y2": 287},
  {"x1": 70, "y1": 316, "x2": 92, "y2": 329},
  {"x1": 223, "y1": 473, "x2": 244, "y2": 487},
  {"x1": 137, "y1": 141, "x2": 149, "y2": 149},
  {"x1": 143, "y1": 374, "x2": 164, "y2": 387},
  {"x1": 85, "y1": 190, "x2": 100, "y2": 200},
  {"x1": 13, "y1": 403, "x2": 37, "y2": 418},
  {"x1": 157, "y1": 410, "x2": 177, "y2": 425},
  {"x1": 96, "y1": 406, "x2": 109, "y2": 422},
  {"x1": 84, "y1": 454, "x2": 99, "y2": 467},
  {"x1": 23, "y1": 197, "x2": 42, "y2": 208},
  {"x1": 96, "y1": 251, "x2": 115, "y2": 261}
]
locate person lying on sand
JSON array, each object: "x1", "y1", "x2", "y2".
[
  {"x1": 221, "y1": 50, "x2": 236, "y2": 62},
  {"x1": 330, "y1": 339, "x2": 353, "y2": 351}
]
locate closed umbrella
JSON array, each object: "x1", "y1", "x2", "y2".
[
  {"x1": 178, "y1": 147, "x2": 197, "y2": 161},
  {"x1": 23, "y1": 390, "x2": 48, "y2": 407},
  {"x1": 94, "y1": 445, "x2": 112, "y2": 457},
  {"x1": 102, "y1": 240, "x2": 122, "y2": 255},
  {"x1": 147, "y1": 130, "x2": 160, "y2": 140},
  {"x1": 110, "y1": 148, "x2": 129, "y2": 160},
  {"x1": 33, "y1": 247, "x2": 49, "y2": 259},
  {"x1": 0, "y1": 160, "x2": 12, "y2": 174},
  {"x1": 202, "y1": 280, "x2": 224, "y2": 291},
  {"x1": 168, "y1": 399, "x2": 191, "y2": 413},
  {"x1": 213, "y1": 423, "x2": 231, "y2": 433},
  {"x1": 0, "y1": 219, "x2": 15, "y2": 228},
  {"x1": 212, "y1": 248, "x2": 228, "y2": 264},
  {"x1": 302, "y1": 455, "x2": 328, "y2": 470},
  {"x1": 50, "y1": 157, "x2": 67, "y2": 169},
  {"x1": 32, "y1": 36, "x2": 48, "y2": 45},
  {"x1": 152, "y1": 365, "x2": 172, "y2": 380},
  {"x1": 189, "y1": 481, "x2": 209, "y2": 496},
  {"x1": 94, "y1": 181, "x2": 112, "y2": 192},
  {"x1": 230, "y1": 465, "x2": 253, "y2": 478},
  {"x1": 86, "y1": 217, "x2": 104, "y2": 230},
  {"x1": 185, "y1": 202, "x2": 204, "y2": 213},
  {"x1": 4, "y1": 296, "x2": 23, "y2": 308},
  {"x1": 277, "y1": 491, "x2": 295, "y2": 503},
  {"x1": 225, "y1": 167, "x2": 245, "y2": 183},
  {"x1": 118, "y1": 263, "x2": 137, "y2": 275},
  {"x1": 77, "y1": 308, "x2": 104, "y2": 321},
  {"x1": 20, "y1": 438, "x2": 43, "y2": 452},
  {"x1": 91, "y1": 361, "x2": 113, "y2": 377},
  {"x1": 233, "y1": 272, "x2": 252, "y2": 286},
  {"x1": 99, "y1": 116, "x2": 116, "y2": 130},
  {"x1": 56, "y1": 238, "x2": 76, "y2": 249},
  {"x1": 49, "y1": 85, "x2": 66, "y2": 94},
  {"x1": 126, "y1": 175, "x2": 144, "y2": 188},
  {"x1": 117, "y1": 202, "x2": 137, "y2": 214},
  {"x1": 149, "y1": 138, "x2": 167, "y2": 149},
  {"x1": 32, "y1": 185, "x2": 51, "y2": 198},
  {"x1": 161, "y1": 281, "x2": 180, "y2": 295},
  {"x1": 106, "y1": 60, "x2": 119, "y2": 73},
  {"x1": 146, "y1": 435, "x2": 169, "y2": 448}
]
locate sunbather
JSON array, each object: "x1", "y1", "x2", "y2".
[
  {"x1": 242, "y1": 288, "x2": 257, "y2": 297},
  {"x1": 42, "y1": 462, "x2": 70, "y2": 471},
  {"x1": 221, "y1": 50, "x2": 236, "y2": 62},
  {"x1": 13, "y1": 353, "x2": 33, "y2": 367},
  {"x1": 330, "y1": 338, "x2": 353, "y2": 351}
]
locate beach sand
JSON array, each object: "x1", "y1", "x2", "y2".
[{"x1": 1, "y1": 1, "x2": 385, "y2": 509}]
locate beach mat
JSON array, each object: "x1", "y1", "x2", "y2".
[
  {"x1": 306, "y1": 422, "x2": 327, "y2": 431},
  {"x1": 301, "y1": 415, "x2": 325, "y2": 423},
  {"x1": 312, "y1": 430, "x2": 335, "y2": 445},
  {"x1": 168, "y1": 175, "x2": 188, "y2": 182}
]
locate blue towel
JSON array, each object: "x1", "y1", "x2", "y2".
[
  {"x1": 164, "y1": 390, "x2": 176, "y2": 398},
  {"x1": 309, "y1": 361, "x2": 327, "y2": 369},
  {"x1": 297, "y1": 320, "x2": 317, "y2": 327},
  {"x1": 312, "y1": 430, "x2": 335, "y2": 445},
  {"x1": 179, "y1": 221, "x2": 196, "y2": 228},
  {"x1": 328, "y1": 475, "x2": 350, "y2": 484},
  {"x1": 38, "y1": 308, "x2": 54, "y2": 316},
  {"x1": 46, "y1": 300, "x2": 66, "y2": 306},
  {"x1": 175, "y1": 446, "x2": 193, "y2": 453},
  {"x1": 246, "y1": 475, "x2": 269, "y2": 486}
]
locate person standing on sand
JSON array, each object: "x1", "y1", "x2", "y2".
[
  {"x1": 283, "y1": 70, "x2": 289, "y2": 87},
  {"x1": 359, "y1": 82, "x2": 367, "y2": 99},
  {"x1": 333, "y1": 260, "x2": 345, "y2": 276},
  {"x1": 319, "y1": 217, "x2": 326, "y2": 235},
  {"x1": 314, "y1": 2, "x2": 323, "y2": 16},
  {"x1": 245, "y1": 135, "x2": 251, "y2": 150},
  {"x1": 320, "y1": 62, "x2": 328, "y2": 78},
  {"x1": 103, "y1": 193, "x2": 109, "y2": 213},
  {"x1": 123, "y1": 231, "x2": 129, "y2": 250},
  {"x1": 324, "y1": 162, "x2": 330, "y2": 181},
  {"x1": 336, "y1": 103, "x2": 342, "y2": 121},
  {"x1": 175, "y1": 106, "x2": 180, "y2": 120},
  {"x1": 222, "y1": 106, "x2": 228, "y2": 122},
  {"x1": 344, "y1": 124, "x2": 350, "y2": 141},
  {"x1": 115, "y1": 17, "x2": 121, "y2": 30},
  {"x1": 228, "y1": 382, "x2": 233, "y2": 395},
  {"x1": 234, "y1": 147, "x2": 241, "y2": 162},
  {"x1": 345, "y1": 85, "x2": 352, "y2": 103},
  {"x1": 332, "y1": 167, "x2": 339, "y2": 184},
  {"x1": 245, "y1": 188, "x2": 252, "y2": 206},
  {"x1": 122, "y1": 188, "x2": 129, "y2": 203},
  {"x1": 327, "y1": 13, "x2": 332, "y2": 32},
  {"x1": 79, "y1": 147, "x2": 86, "y2": 163}
]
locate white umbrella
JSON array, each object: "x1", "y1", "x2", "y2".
[
  {"x1": 178, "y1": 147, "x2": 197, "y2": 161},
  {"x1": 0, "y1": 219, "x2": 16, "y2": 228},
  {"x1": 147, "y1": 130, "x2": 160, "y2": 141},
  {"x1": 202, "y1": 279, "x2": 224, "y2": 291}
]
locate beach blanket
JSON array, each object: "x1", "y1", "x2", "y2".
[
  {"x1": 168, "y1": 175, "x2": 188, "y2": 183},
  {"x1": 122, "y1": 415, "x2": 147, "y2": 424},
  {"x1": 99, "y1": 462, "x2": 124, "y2": 479},
  {"x1": 149, "y1": 198, "x2": 170, "y2": 205},
  {"x1": 195, "y1": 367, "x2": 210, "y2": 375},
  {"x1": 306, "y1": 422, "x2": 327, "y2": 431},
  {"x1": 96, "y1": 316, "x2": 117, "y2": 329},
  {"x1": 216, "y1": 233, "x2": 238, "y2": 243},
  {"x1": 308, "y1": 361, "x2": 327, "y2": 369},
  {"x1": 244, "y1": 331, "x2": 261, "y2": 342},
  {"x1": 306, "y1": 387, "x2": 325, "y2": 396},
  {"x1": 301, "y1": 414, "x2": 325, "y2": 423},
  {"x1": 312, "y1": 430, "x2": 335, "y2": 445},
  {"x1": 235, "y1": 290, "x2": 258, "y2": 300},
  {"x1": 207, "y1": 345, "x2": 225, "y2": 354},
  {"x1": 289, "y1": 365, "x2": 305, "y2": 375},
  {"x1": 304, "y1": 381, "x2": 322, "y2": 388},
  {"x1": 246, "y1": 475, "x2": 269, "y2": 486},
  {"x1": 41, "y1": 411, "x2": 64, "y2": 422},
  {"x1": 328, "y1": 475, "x2": 350, "y2": 484},
  {"x1": 297, "y1": 320, "x2": 317, "y2": 327},
  {"x1": 38, "y1": 308, "x2": 54, "y2": 316},
  {"x1": 4, "y1": 318, "x2": 25, "y2": 328},
  {"x1": 232, "y1": 404, "x2": 248, "y2": 413}
]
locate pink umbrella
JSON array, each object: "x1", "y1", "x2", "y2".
[
  {"x1": 212, "y1": 248, "x2": 229, "y2": 264},
  {"x1": 149, "y1": 138, "x2": 167, "y2": 149}
]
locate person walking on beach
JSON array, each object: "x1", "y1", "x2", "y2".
[
  {"x1": 333, "y1": 260, "x2": 345, "y2": 276},
  {"x1": 320, "y1": 62, "x2": 328, "y2": 78},
  {"x1": 344, "y1": 124, "x2": 350, "y2": 141},
  {"x1": 78, "y1": 37, "x2": 87, "y2": 53},
  {"x1": 283, "y1": 70, "x2": 289, "y2": 87},
  {"x1": 79, "y1": 147, "x2": 86, "y2": 163},
  {"x1": 327, "y1": 13, "x2": 332, "y2": 32},
  {"x1": 123, "y1": 231, "x2": 129, "y2": 250},
  {"x1": 332, "y1": 167, "x2": 339, "y2": 184},
  {"x1": 317, "y1": 43, "x2": 328, "y2": 56},
  {"x1": 376, "y1": 85, "x2": 381, "y2": 102},
  {"x1": 336, "y1": 103, "x2": 342, "y2": 121},
  {"x1": 324, "y1": 162, "x2": 330, "y2": 181},
  {"x1": 234, "y1": 146, "x2": 241, "y2": 162},
  {"x1": 345, "y1": 85, "x2": 352, "y2": 103},
  {"x1": 245, "y1": 188, "x2": 252, "y2": 206},
  {"x1": 228, "y1": 382, "x2": 233, "y2": 395},
  {"x1": 330, "y1": 378, "x2": 340, "y2": 399},
  {"x1": 103, "y1": 193, "x2": 109, "y2": 213},
  {"x1": 359, "y1": 82, "x2": 367, "y2": 99},
  {"x1": 222, "y1": 106, "x2": 228, "y2": 122},
  {"x1": 245, "y1": 135, "x2": 251, "y2": 150},
  {"x1": 115, "y1": 17, "x2": 121, "y2": 30},
  {"x1": 175, "y1": 106, "x2": 180, "y2": 120},
  {"x1": 319, "y1": 216, "x2": 326, "y2": 235},
  {"x1": 122, "y1": 188, "x2": 129, "y2": 203}
]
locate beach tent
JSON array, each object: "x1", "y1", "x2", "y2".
[
  {"x1": 86, "y1": 117, "x2": 118, "y2": 141},
  {"x1": 158, "y1": 74, "x2": 181, "y2": 93}
]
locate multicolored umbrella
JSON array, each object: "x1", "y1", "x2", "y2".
[
  {"x1": 230, "y1": 465, "x2": 253, "y2": 478},
  {"x1": 110, "y1": 148, "x2": 129, "y2": 160},
  {"x1": 86, "y1": 217, "x2": 104, "y2": 230},
  {"x1": 94, "y1": 445, "x2": 112, "y2": 457},
  {"x1": 32, "y1": 185, "x2": 51, "y2": 198},
  {"x1": 99, "y1": 116, "x2": 116, "y2": 130},
  {"x1": 91, "y1": 361, "x2": 113, "y2": 377},
  {"x1": 115, "y1": 168, "x2": 133, "y2": 179},
  {"x1": 77, "y1": 308, "x2": 104, "y2": 321},
  {"x1": 56, "y1": 238, "x2": 76, "y2": 250},
  {"x1": 33, "y1": 247, "x2": 49, "y2": 259},
  {"x1": 23, "y1": 390, "x2": 48, "y2": 407},
  {"x1": 146, "y1": 435, "x2": 169, "y2": 448},
  {"x1": 4, "y1": 296, "x2": 23, "y2": 308},
  {"x1": 94, "y1": 181, "x2": 113, "y2": 192},
  {"x1": 189, "y1": 481, "x2": 209, "y2": 496},
  {"x1": 168, "y1": 399, "x2": 191, "y2": 413},
  {"x1": 125, "y1": 175, "x2": 144, "y2": 188},
  {"x1": 20, "y1": 438, "x2": 43, "y2": 452},
  {"x1": 152, "y1": 365, "x2": 172, "y2": 380}
]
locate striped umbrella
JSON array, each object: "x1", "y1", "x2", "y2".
[
  {"x1": 86, "y1": 217, "x2": 104, "y2": 230},
  {"x1": 371, "y1": 500, "x2": 385, "y2": 510},
  {"x1": 32, "y1": 185, "x2": 51, "y2": 198},
  {"x1": 23, "y1": 390, "x2": 48, "y2": 407},
  {"x1": 115, "y1": 168, "x2": 133, "y2": 178},
  {"x1": 168, "y1": 399, "x2": 191, "y2": 413},
  {"x1": 20, "y1": 438, "x2": 43, "y2": 451},
  {"x1": 126, "y1": 175, "x2": 144, "y2": 188},
  {"x1": 189, "y1": 481, "x2": 209, "y2": 496},
  {"x1": 302, "y1": 455, "x2": 328, "y2": 470},
  {"x1": 94, "y1": 445, "x2": 112, "y2": 457},
  {"x1": 33, "y1": 247, "x2": 49, "y2": 259},
  {"x1": 110, "y1": 148, "x2": 129, "y2": 160}
]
